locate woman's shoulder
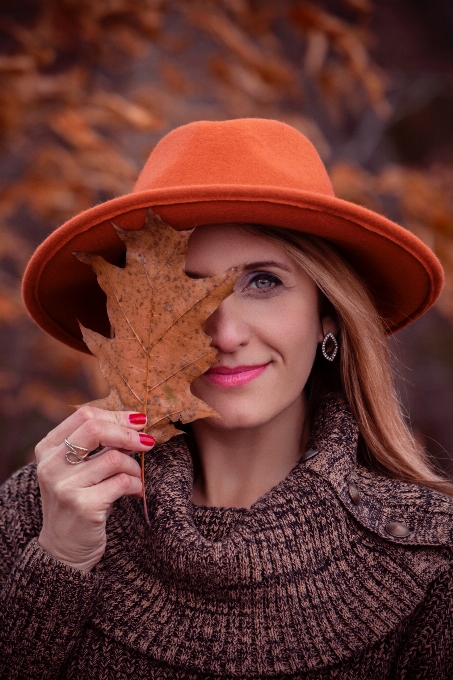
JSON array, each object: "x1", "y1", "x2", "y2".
[
  {"x1": 303, "y1": 393, "x2": 453, "y2": 551},
  {"x1": 0, "y1": 463, "x2": 42, "y2": 539},
  {"x1": 354, "y1": 465, "x2": 453, "y2": 548},
  {"x1": 1, "y1": 461, "x2": 39, "y2": 499},
  {"x1": 304, "y1": 446, "x2": 453, "y2": 551}
]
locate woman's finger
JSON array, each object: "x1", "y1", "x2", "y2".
[
  {"x1": 36, "y1": 410, "x2": 152, "y2": 462},
  {"x1": 64, "y1": 448, "x2": 143, "y2": 488},
  {"x1": 84, "y1": 468, "x2": 144, "y2": 507},
  {"x1": 67, "y1": 418, "x2": 154, "y2": 454},
  {"x1": 37, "y1": 406, "x2": 147, "y2": 455}
]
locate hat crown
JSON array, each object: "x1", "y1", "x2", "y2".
[{"x1": 133, "y1": 118, "x2": 335, "y2": 196}]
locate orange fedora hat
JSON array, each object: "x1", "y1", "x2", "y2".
[{"x1": 22, "y1": 118, "x2": 444, "y2": 354}]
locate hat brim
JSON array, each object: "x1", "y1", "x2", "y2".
[{"x1": 22, "y1": 185, "x2": 444, "y2": 354}]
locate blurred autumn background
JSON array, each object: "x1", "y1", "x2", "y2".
[{"x1": 1, "y1": 0, "x2": 453, "y2": 484}]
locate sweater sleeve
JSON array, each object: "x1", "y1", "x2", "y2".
[
  {"x1": 0, "y1": 465, "x2": 102, "y2": 680},
  {"x1": 392, "y1": 564, "x2": 453, "y2": 679}
]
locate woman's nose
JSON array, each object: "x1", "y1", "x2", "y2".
[{"x1": 202, "y1": 297, "x2": 251, "y2": 353}]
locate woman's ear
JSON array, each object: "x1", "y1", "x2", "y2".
[{"x1": 319, "y1": 315, "x2": 339, "y2": 343}]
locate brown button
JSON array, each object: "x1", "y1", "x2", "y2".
[
  {"x1": 301, "y1": 448, "x2": 318, "y2": 462},
  {"x1": 385, "y1": 521, "x2": 411, "y2": 538},
  {"x1": 348, "y1": 482, "x2": 360, "y2": 506}
]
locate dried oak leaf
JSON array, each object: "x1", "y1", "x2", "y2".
[{"x1": 76, "y1": 208, "x2": 236, "y2": 444}]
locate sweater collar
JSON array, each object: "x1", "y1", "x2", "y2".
[{"x1": 94, "y1": 392, "x2": 452, "y2": 676}]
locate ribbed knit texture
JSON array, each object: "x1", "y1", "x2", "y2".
[{"x1": 1, "y1": 394, "x2": 453, "y2": 679}]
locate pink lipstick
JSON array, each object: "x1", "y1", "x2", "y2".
[{"x1": 204, "y1": 363, "x2": 269, "y2": 387}]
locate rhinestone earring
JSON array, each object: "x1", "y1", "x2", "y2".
[{"x1": 321, "y1": 332, "x2": 338, "y2": 362}]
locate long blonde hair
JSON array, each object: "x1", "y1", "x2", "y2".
[{"x1": 248, "y1": 224, "x2": 453, "y2": 497}]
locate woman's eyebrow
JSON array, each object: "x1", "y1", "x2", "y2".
[
  {"x1": 185, "y1": 259, "x2": 292, "y2": 278},
  {"x1": 241, "y1": 259, "x2": 292, "y2": 273}
]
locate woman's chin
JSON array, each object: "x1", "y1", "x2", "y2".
[{"x1": 196, "y1": 412, "x2": 260, "y2": 432}]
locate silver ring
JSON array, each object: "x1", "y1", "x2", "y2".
[{"x1": 64, "y1": 438, "x2": 90, "y2": 465}]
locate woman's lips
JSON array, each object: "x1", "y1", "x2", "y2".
[{"x1": 204, "y1": 363, "x2": 269, "y2": 387}]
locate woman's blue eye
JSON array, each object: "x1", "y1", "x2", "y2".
[{"x1": 249, "y1": 273, "x2": 281, "y2": 290}]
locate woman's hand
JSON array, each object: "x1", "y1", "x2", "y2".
[{"x1": 36, "y1": 407, "x2": 155, "y2": 573}]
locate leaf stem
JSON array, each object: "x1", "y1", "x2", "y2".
[
  {"x1": 141, "y1": 450, "x2": 150, "y2": 525},
  {"x1": 142, "y1": 278, "x2": 154, "y2": 526}
]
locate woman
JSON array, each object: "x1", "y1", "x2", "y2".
[{"x1": 1, "y1": 118, "x2": 453, "y2": 678}]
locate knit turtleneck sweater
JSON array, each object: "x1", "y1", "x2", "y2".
[{"x1": 1, "y1": 394, "x2": 453, "y2": 679}]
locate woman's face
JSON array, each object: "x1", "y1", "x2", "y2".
[{"x1": 186, "y1": 224, "x2": 328, "y2": 431}]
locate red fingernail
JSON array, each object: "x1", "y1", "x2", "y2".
[
  {"x1": 129, "y1": 413, "x2": 147, "y2": 425},
  {"x1": 139, "y1": 433, "x2": 155, "y2": 447}
]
